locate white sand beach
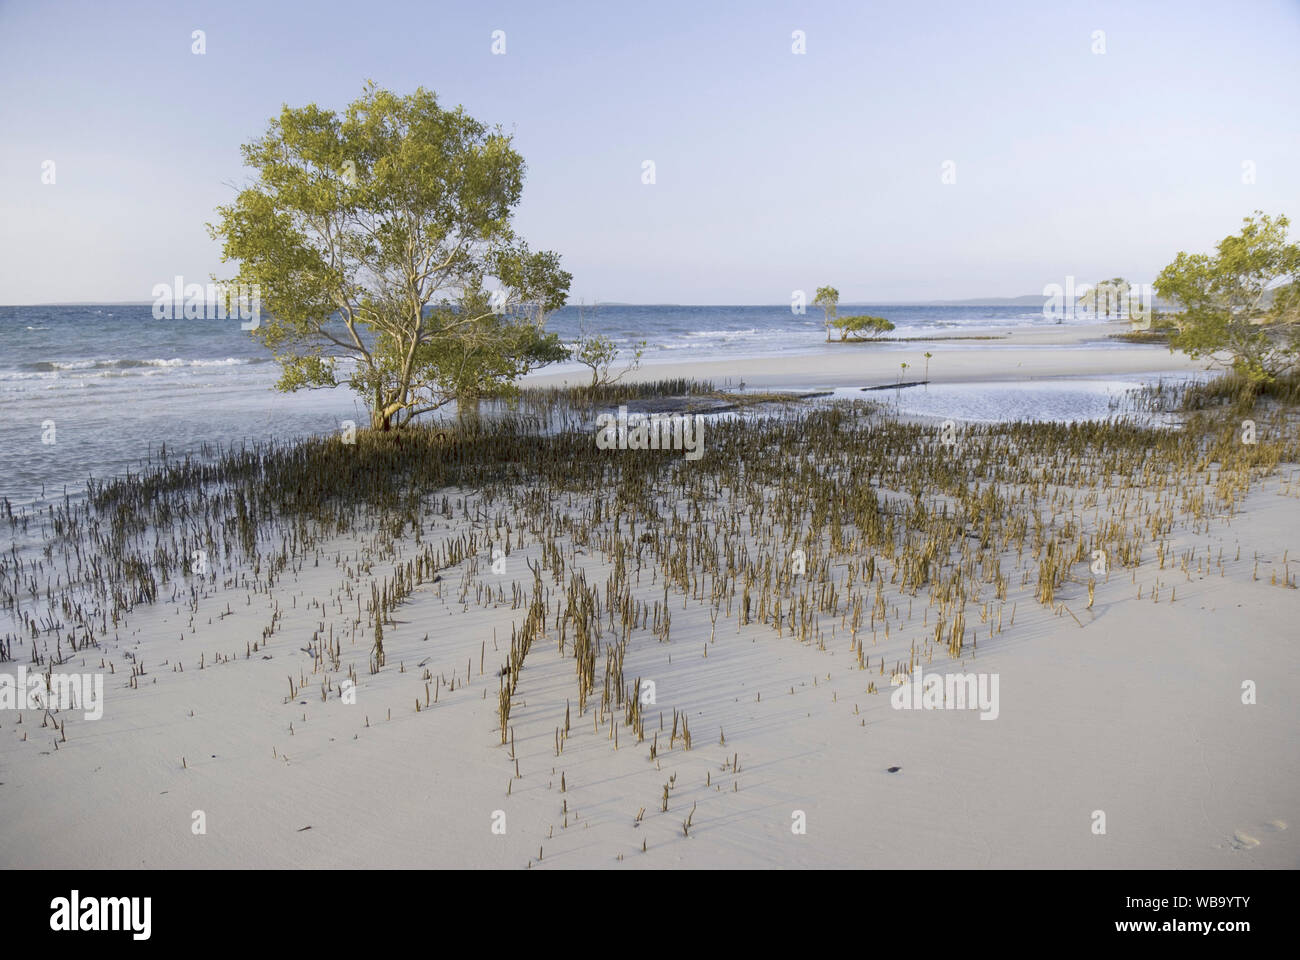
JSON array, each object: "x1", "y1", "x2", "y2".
[
  {"x1": 527, "y1": 322, "x2": 1202, "y2": 392},
  {"x1": 2, "y1": 328, "x2": 1295, "y2": 870}
]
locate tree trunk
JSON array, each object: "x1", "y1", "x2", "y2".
[{"x1": 458, "y1": 394, "x2": 482, "y2": 428}]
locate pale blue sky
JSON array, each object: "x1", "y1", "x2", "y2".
[{"x1": 2, "y1": 0, "x2": 1297, "y2": 304}]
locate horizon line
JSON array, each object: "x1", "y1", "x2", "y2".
[{"x1": 1, "y1": 294, "x2": 1148, "y2": 309}]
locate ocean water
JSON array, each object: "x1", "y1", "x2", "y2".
[
  {"x1": 543, "y1": 302, "x2": 1061, "y2": 367},
  {"x1": 0, "y1": 303, "x2": 1155, "y2": 506}
]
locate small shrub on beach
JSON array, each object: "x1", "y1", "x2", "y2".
[{"x1": 830, "y1": 315, "x2": 896, "y2": 341}]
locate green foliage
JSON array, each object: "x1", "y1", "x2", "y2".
[
  {"x1": 568, "y1": 304, "x2": 646, "y2": 389},
  {"x1": 830, "y1": 315, "x2": 895, "y2": 340},
  {"x1": 814, "y1": 285, "x2": 840, "y2": 341},
  {"x1": 572, "y1": 333, "x2": 646, "y2": 389},
  {"x1": 1155, "y1": 211, "x2": 1300, "y2": 383},
  {"x1": 1077, "y1": 277, "x2": 1131, "y2": 318},
  {"x1": 209, "y1": 82, "x2": 572, "y2": 430}
]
